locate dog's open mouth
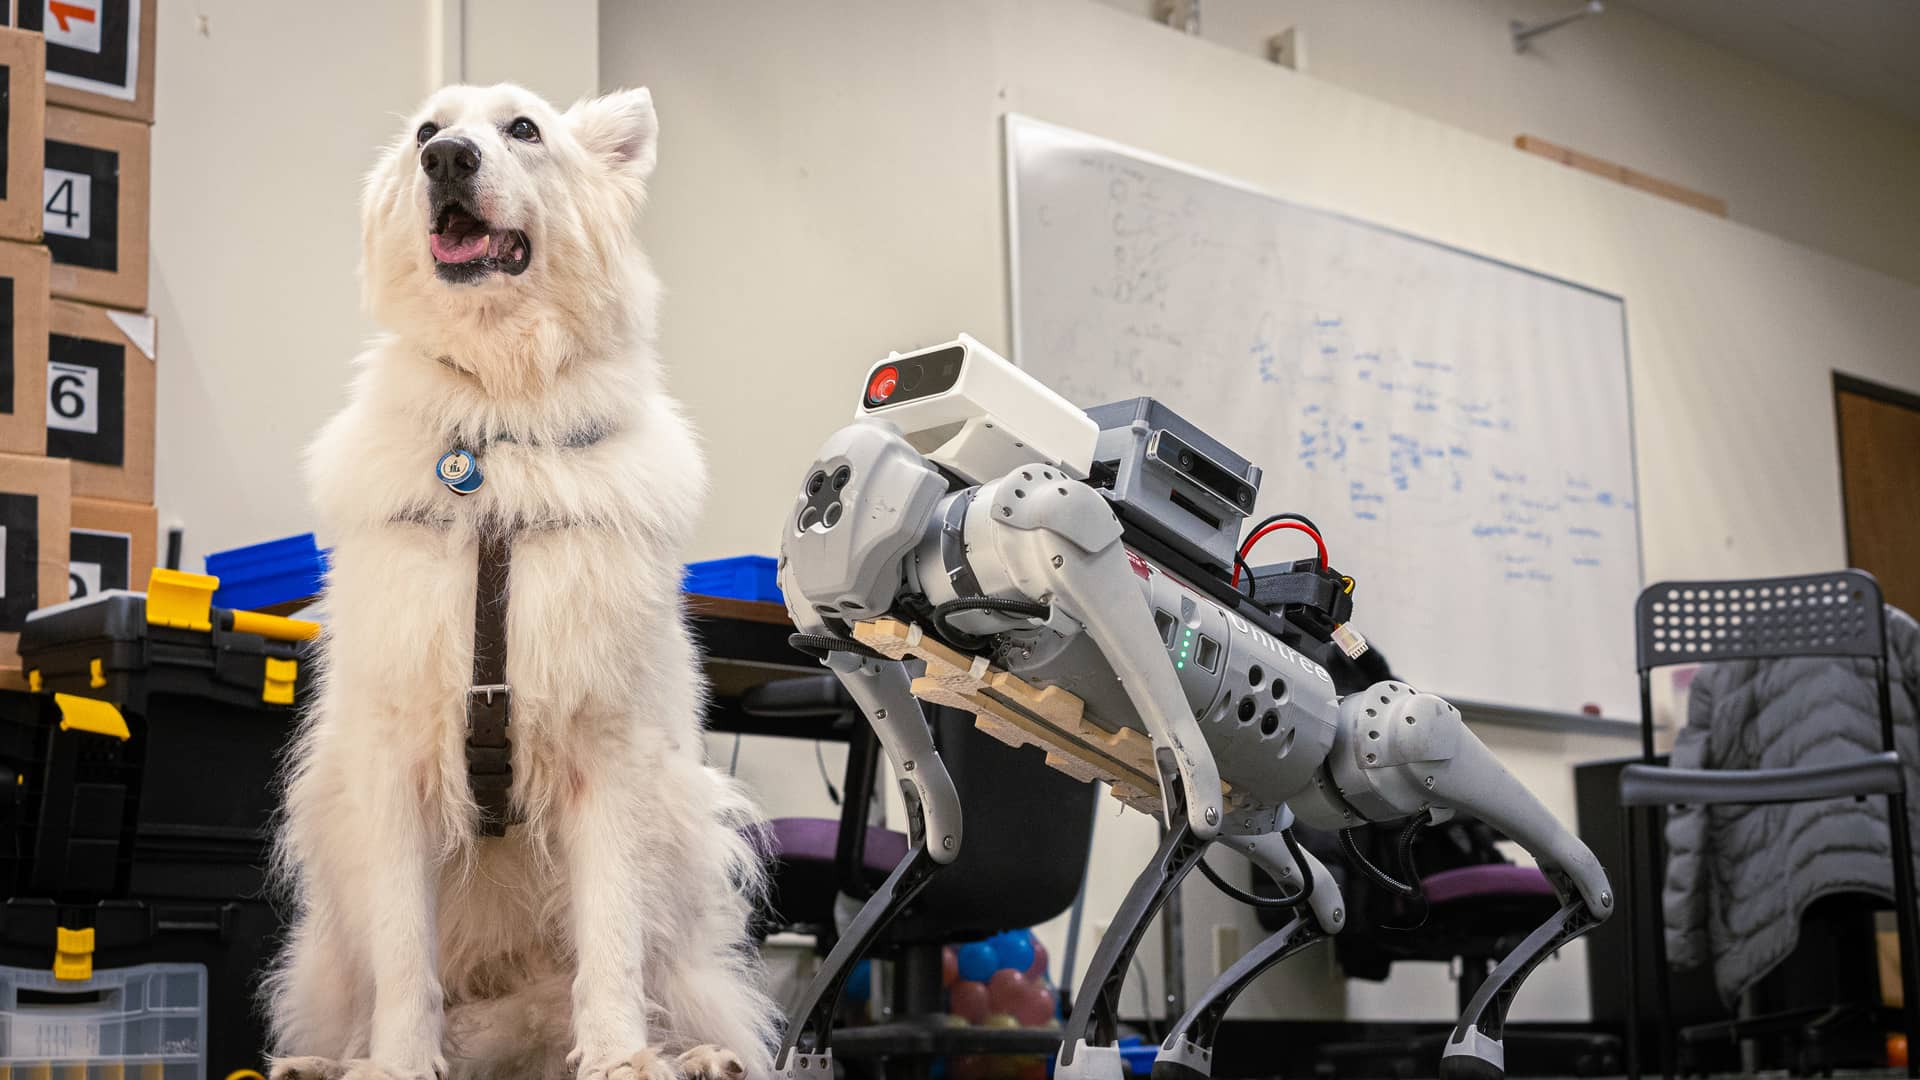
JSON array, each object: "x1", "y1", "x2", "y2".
[{"x1": 430, "y1": 202, "x2": 531, "y2": 281}]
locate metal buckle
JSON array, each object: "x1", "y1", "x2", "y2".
[{"x1": 469, "y1": 683, "x2": 510, "y2": 704}]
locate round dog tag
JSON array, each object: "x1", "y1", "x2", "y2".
[{"x1": 437, "y1": 449, "x2": 484, "y2": 495}]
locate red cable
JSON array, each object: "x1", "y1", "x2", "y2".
[{"x1": 1233, "y1": 521, "x2": 1328, "y2": 585}]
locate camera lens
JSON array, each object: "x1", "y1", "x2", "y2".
[{"x1": 901, "y1": 362, "x2": 924, "y2": 392}]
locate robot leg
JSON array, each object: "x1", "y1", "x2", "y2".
[
  {"x1": 1293, "y1": 681, "x2": 1615, "y2": 1079},
  {"x1": 1055, "y1": 767, "x2": 1211, "y2": 1080},
  {"x1": 1152, "y1": 830, "x2": 1343, "y2": 1080},
  {"x1": 772, "y1": 653, "x2": 964, "y2": 1080},
  {"x1": 966, "y1": 469, "x2": 1224, "y2": 839}
]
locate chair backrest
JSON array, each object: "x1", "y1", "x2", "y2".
[
  {"x1": 1637, "y1": 569, "x2": 1886, "y2": 673},
  {"x1": 1634, "y1": 569, "x2": 1895, "y2": 763},
  {"x1": 887, "y1": 703, "x2": 1098, "y2": 944}
]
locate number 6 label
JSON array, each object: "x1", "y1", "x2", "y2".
[
  {"x1": 48, "y1": 361, "x2": 99, "y2": 435},
  {"x1": 44, "y1": 169, "x2": 91, "y2": 239}
]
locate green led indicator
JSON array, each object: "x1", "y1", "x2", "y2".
[{"x1": 1176, "y1": 662, "x2": 1185, "y2": 669}]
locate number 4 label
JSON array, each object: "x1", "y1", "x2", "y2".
[
  {"x1": 44, "y1": 169, "x2": 90, "y2": 239},
  {"x1": 48, "y1": 361, "x2": 99, "y2": 435}
]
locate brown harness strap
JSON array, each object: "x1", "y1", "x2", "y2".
[{"x1": 467, "y1": 528, "x2": 517, "y2": 837}]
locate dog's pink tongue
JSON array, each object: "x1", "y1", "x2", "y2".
[{"x1": 431, "y1": 231, "x2": 489, "y2": 264}]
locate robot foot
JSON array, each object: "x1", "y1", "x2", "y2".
[
  {"x1": 1437, "y1": 889, "x2": 1602, "y2": 1080},
  {"x1": 773, "y1": 845, "x2": 942, "y2": 1078},
  {"x1": 1152, "y1": 912, "x2": 1329, "y2": 1080},
  {"x1": 1054, "y1": 1041, "x2": 1128, "y2": 1080}
]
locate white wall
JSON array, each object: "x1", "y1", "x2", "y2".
[
  {"x1": 604, "y1": 0, "x2": 1920, "y2": 1022},
  {"x1": 1092, "y1": 0, "x2": 1920, "y2": 288}
]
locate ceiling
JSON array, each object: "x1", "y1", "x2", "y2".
[{"x1": 1617, "y1": 0, "x2": 1920, "y2": 126}]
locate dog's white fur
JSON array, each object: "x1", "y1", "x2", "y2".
[{"x1": 268, "y1": 84, "x2": 777, "y2": 1080}]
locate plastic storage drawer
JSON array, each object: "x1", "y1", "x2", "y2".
[
  {"x1": 0, "y1": 961, "x2": 206, "y2": 1079},
  {"x1": 684, "y1": 555, "x2": 782, "y2": 604}
]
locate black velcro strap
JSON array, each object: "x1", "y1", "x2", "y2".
[{"x1": 467, "y1": 531, "x2": 517, "y2": 837}]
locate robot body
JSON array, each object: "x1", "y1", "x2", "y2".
[{"x1": 774, "y1": 336, "x2": 1613, "y2": 1080}]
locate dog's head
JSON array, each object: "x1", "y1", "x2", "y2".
[{"x1": 361, "y1": 84, "x2": 661, "y2": 376}]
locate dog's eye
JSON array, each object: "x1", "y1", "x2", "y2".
[
  {"x1": 416, "y1": 122, "x2": 439, "y2": 145},
  {"x1": 508, "y1": 117, "x2": 541, "y2": 144}
]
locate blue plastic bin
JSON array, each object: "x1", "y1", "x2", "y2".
[
  {"x1": 683, "y1": 555, "x2": 782, "y2": 604},
  {"x1": 205, "y1": 534, "x2": 329, "y2": 611}
]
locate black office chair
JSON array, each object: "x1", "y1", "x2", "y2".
[
  {"x1": 743, "y1": 675, "x2": 1099, "y2": 1076},
  {"x1": 1618, "y1": 570, "x2": 1920, "y2": 1080},
  {"x1": 1304, "y1": 823, "x2": 1622, "y2": 1077}
]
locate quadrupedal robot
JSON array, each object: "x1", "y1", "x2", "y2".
[{"x1": 774, "y1": 335, "x2": 1614, "y2": 1080}]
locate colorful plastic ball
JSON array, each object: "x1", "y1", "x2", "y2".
[
  {"x1": 949, "y1": 979, "x2": 991, "y2": 1025},
  {"x1": 943, "y1": 945, "x2": 960, "y2": 988},
  {"x1": 1012, "y1": 982, "x2": 1056, "y2": 1027},
  {"x1": 957, "y1": 940, "x2": 999, "y2": 982},
  {"x1": 984, "y1": 1012, "x2": 1021, "y2": 1028},
  {"x1": 987, "y1": 968, "x2": 1029, "y2": 1013},
  {"x1": 1892, "y1": 1033, "x2": 1910, "y2": 1069},
  {"x1": 992, "y1": 930, "x2": 1036, "y2": 974},
  {"x1": 846, "y1": 959, "x2": 872, "y2": 1003},
  {"x1": 1024, "y1": 940, "x2": 1049, "y2": 982},
  {"x1": 938, "y1": 1013, "x2": 970, "y2": 1028}
]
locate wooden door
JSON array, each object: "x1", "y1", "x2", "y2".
[{"x1": 1835, "y1": 374, "x2": 1920, "y2": 618}]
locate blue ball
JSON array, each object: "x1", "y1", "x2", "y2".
[
  {"x1": 956, "y1": 941, "x2": 998, "y2": 983},
  {"x1": 846, "y1": 959, "x2": 872, "y2": 1003},
  {"x1": 991, "y1": 930, "x2": 1035, "y2": 974}
]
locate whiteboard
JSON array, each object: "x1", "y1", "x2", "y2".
[{"x1": 1006, "y1": 116, "x2": 1641, "y2": 718}]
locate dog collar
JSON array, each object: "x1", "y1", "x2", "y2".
[{"x1": 434, "y1": 421, "x2": 614, "y2": 497}]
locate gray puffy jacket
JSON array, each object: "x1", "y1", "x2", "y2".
[{"x1": 1663, "y1": 606, "x2": 1920, "y2": 1007}]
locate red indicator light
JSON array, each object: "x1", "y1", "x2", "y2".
[{"x1": 867, "y1": 365, "x2": 900, "y2": 405}]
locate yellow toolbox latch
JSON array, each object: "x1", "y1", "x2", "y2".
[
  {"x1": 146, "y1": 568, "x2": 219, "y2": 632},
  {"x1": 230, "y1": 610, "x2": 321, "y2": 643},
  {"x1": 53, "y1": 694, "x2": 129, "y2": 741},
  {"x1": 53, "y1": 926, "x2": 93, "y2": 981},
  {"x1": 88, "y1": 657, "x2": 106, "y2": 689},
  {"x1": 262, "y1": 657, "x2": 298, "y2": 706}
]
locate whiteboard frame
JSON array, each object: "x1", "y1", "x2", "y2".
[{"x1": 1001, "y1": 113, "x2": 1647, "y2": 727}]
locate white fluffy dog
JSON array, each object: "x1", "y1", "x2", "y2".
[{"x1": 268, "y1": 84, "x2": 777, "y2": 1080}]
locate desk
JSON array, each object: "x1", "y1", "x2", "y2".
[{"x1": 688, "y1": 594, "x2": 849, "y2": 741}]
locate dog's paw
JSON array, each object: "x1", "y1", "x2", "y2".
[
  {"x1": 305, "y1": 1059, "x2": 443, "y2": 1080},
  {"x1": 676, "y1": 1045, "x2": 745, "y2": 1080},
  {"x1": 272, "y1": 1057, "x2": 349, "y2": 1080},
  {"x1": 571, "y1": 1047, "x2": 678, "y2": 1080}
]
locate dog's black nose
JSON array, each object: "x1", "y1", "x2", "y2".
[{"x1": 421, "y1": 137, "x2": 481, "y2": 181}]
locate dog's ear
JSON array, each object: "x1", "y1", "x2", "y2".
[{"x1": 568, "y1": 87, "x2": 659, "y2": 180}]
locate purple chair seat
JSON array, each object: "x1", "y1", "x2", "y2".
[
  {"x1": 763, "y1": 816, "x2": 911, "y2": 932},
  {"x1": 767, "y1": 816, "x2": 910, "y2": 875},
  {"x1": 1421, "y1": 863, "x2": 1560, "y2": 907}
]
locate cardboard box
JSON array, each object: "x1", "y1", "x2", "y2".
[
  {"x1": 43, "y1": 104, "x2": 147, "y2": 310},
  {"x1": 3, "y1": 0, "x2": 154, "y2": 123},
  {"x1": 0, "y1": 450, "x2": 68, "y2": 672},
  {"x1": 0, "y1": 26, "x2": 45, "y2": 241},
  {"x1": 68, "y1": 493, "x2": 148, "y2": 600},
  {"x1": 47, "y1": 298, "x2": 150, "y2": 501},
  {"x1": 0, "y1": 240, "x2": 46, "y2": 455}
]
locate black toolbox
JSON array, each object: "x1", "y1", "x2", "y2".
[
  {"x1": 14, "y1": 569, "x2": 316, "y2": 900},
  {"x1": 0, "y1": 569, "x2": 317, "y2": 1078}
]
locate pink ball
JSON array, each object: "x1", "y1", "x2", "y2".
[
  {"x1": 987, "y1": 968, "x2": 1029, "y2": 1014},
  {"x1": 1011, "y1": 982, "x2": 1056, "y2": 1027},
  {"x1": 1024, "y1": 940, "x2": 1049, "y2": 982},
  {"x1": 949, "y1": 979, "x2": 991, "y2": 1025},
  {"x1": 942, "y1": 945, "x2": 959, "y2": 988}
]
